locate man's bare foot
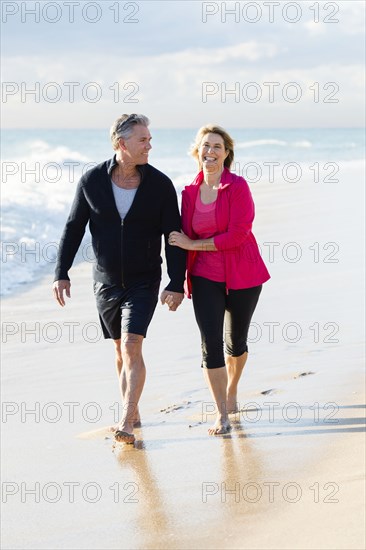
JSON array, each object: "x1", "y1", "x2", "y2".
[
  {"x1": 208, "y1": 418, "x2": 231, "y2": 435},
  {"x1": 114, "y1": 421, "x2": 135, "y2": 444},
  {"x1": 110, "y1": 407, "x2": 141, "y2": 432},
  {"x1": 110, "y1": 420, "x2": 141, "y2": 432},
  {"x1": 226, "y1": 393, "x2": 238, "y2": 414},
  {"x1": 114, "y1": 430, "x2": 135, "y2": 444},
  {"x1": 133, "y1": 409, "x2": 141, "y2": 427}
]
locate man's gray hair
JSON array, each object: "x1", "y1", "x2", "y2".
[{"x1": 110, "y1": 114, "x2": 150, "y2": 149}]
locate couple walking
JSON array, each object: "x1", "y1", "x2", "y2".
[{"x1": 53, "y1": 114, "x2": 270, "y2": 444}]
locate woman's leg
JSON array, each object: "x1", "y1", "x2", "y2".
[
  {"x1": 226, "y1": 352, "x2": 249, "y2": 413},
  {"x1": 191, "y1": 276, "x2": 230, "y2": 434},
  {"x1": 224, "y1": 285, "x2": 263, "y2": 413},
  {"x1": 203, "y1": 367, "x2": 231, "y2": 434}
]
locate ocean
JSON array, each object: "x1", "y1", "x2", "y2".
[{"x1": 1, "y1": 127, "x2": 364, "y2": 296}]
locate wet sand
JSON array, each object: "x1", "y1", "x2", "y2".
[{"x1": 2, "y1": 163, "x2": 365, "y2": 549}]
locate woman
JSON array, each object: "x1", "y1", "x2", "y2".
[{"x1": 169, "y1": 125, "x2": 270, "y2": 435}]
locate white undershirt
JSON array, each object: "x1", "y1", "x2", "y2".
[{"x1": 111, "y1": 180, "x2": 137, "y2": 220}]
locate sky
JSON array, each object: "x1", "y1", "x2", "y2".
[{"x1": 1, "y1": 0, "x2": 365, "y2": 128}]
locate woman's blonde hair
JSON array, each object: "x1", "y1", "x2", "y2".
[{"x1": 190, "y1": 124, "x2": 234, "y2": 169}]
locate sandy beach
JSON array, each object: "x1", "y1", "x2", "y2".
[{"x1": 1, "y1": 160, "x2": 365, "y2": 549}]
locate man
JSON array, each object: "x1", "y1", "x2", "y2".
[{"x1": 53, "y1": 114, "x2": 186, "y2": 444}]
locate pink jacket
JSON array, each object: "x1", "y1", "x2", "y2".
[{"x1": 181, "y1": 168, "x2": 270, "y2": 297}]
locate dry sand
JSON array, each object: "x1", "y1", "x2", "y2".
[{"x1": 1, "y1": 161, "x2": 365, "y2": 549}]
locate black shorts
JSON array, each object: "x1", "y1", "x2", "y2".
[
  {"x1": 191, "y1": 275, "x2": 262, "y2": 369},
  {"x1": 93, "y1": 278, "x2": 160, "y2": 340}
]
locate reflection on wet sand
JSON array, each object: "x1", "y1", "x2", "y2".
[
  {"x1": 113, "y1": 434, "x2": 179, "y2": 550},
  {"x1": 216, "y1": 420, "x2": 268, "y2": 521},
  {"x1": 111, "y1": 416, "x2": 268, "y2": 549}
]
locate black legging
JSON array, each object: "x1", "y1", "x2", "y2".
[{"x1": 191, "y1": 275, "x2": 262, "y2": 369}]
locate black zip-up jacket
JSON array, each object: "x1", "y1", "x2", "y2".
[{"x1": 54, "y1": 156, "x2": 186, "y2": 292}]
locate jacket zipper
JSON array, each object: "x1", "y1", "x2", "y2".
[
  {"x1": 147, "y1": 239, "x2": 151, "y2": 264},
  {"x1": 121, "y1": 218, "x2": 125, "y2": 288},
  {"x1": 116, "y1": 166, "x2": 144, "y2": 289}
]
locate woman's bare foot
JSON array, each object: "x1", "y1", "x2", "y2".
[{"x1": 208, "y1": 417, "x2": 231, "y2": 435}]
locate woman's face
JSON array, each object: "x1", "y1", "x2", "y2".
[{"x1": 199, "y1": 132, "x2": 228, "y2": 172}]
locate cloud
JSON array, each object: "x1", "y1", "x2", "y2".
[
  {"x1": 337, "y1": 1, "x2": 366, "y2": 35},
  {"x1": 2, "y1": 45, "x2": 364, "y2": 128},
  {"x1": 1, "y1": 0, "x2": 364, "y2": 128},
  {"x1": 303, "y1": 20, "x2": 327, "y2": 35},
  {"x1": 163, "y1": 42, "x2": 281, "y2": 64}
]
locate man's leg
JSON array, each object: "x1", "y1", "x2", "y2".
[
  {"x1": 114, "y1": 333, "x2": 145, "y2": 443},
  {"x1": 113, "y1": 338, "x2": 141, "y2": 427},
  {"x1": 114, "y1": 338, "x2": 123, "y2": 384},
  {"x1": 111, "y1": 278, "x2": 160, "y2": 442}
]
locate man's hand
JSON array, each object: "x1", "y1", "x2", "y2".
[
  {"x1": 160, "y1": 290, "x2": 184, "y2": 312},
  {"x1": 53, "y1": 280, "x2": 71, "y2": 307}
]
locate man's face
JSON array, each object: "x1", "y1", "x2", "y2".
[{"x1": 120, "y1": 124, "x2": 152, "y2": 166}]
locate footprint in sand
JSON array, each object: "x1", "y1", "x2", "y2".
[
  {"x1": 260, "y1": 388, "x2": 278, "y2": 396},
  {"x1": 76, "y1": 426, "x2": 112, "y2": 440},
  {"x1": 188, "y1": 422, "x2": 202, "y2": 428},
  {"x1": 294, "y1": 371, "x2": 315, "y2": 379},
  {"x1": 160, "y1": 401, "x2": 191, "y2": 413}
]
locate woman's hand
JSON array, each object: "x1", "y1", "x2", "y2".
[{"x1": 168, "y1": 230, "x2": 193, "y2": 250}]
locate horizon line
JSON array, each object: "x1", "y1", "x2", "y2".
[{"x1": 2, "y1": 126, "x2": 365, "y2": 131}]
